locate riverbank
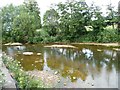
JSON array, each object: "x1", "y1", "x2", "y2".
[
  {"x1": 0, "y1": 54, "x2": 16, "y2": 89},
  {"x1": 1, "y1": 53, "x2": 47, "y2": 89},
  {"x1": 3, "y1": 42, "x2": 120, "y2": 47},
  {"x1": 72, "y1": 43, "x2": 119, "y2": 47}
]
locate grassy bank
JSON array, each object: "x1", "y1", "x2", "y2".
[{"x1": 2, "y1": 53, "x2": 47, "y2": 89}]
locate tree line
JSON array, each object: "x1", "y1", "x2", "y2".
[{"x1": 0, "y1": 0, "x2": 119, "y2": 43}]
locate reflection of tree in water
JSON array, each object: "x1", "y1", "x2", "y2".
[
  {"x1": 46, "y1": 47, "x2": 118, "y2": 82},
  {"x1": 16, "y1": 54, "x2": 44, "y2": 71},
  {"x1": 47, "y1": 56, "x2": 87, "y2": 82}
]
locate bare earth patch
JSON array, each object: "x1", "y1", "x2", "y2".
[
  {"x1": 26, "y1": 70, "x2": 60, "y2": 87},
  {"x1": 44, "y1": 44, "x2": 77, "y2": 49}
]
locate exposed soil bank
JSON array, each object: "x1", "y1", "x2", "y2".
[{"x1": 72, "y1": 43, "x2": 120, "y2": 47}]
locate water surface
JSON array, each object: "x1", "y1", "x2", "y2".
[{"x1": 2, "y1": 44, "x2": 119, "y2": 88}]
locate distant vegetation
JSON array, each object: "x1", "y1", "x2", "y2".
[{"x1": 0, "y1": 0, "x2": 119, "y2": 43}]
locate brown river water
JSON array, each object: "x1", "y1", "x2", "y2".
[{"x1": 2, "y1": 43, "x2": 120, "y2": 88}]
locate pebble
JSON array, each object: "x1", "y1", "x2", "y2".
[
  {"x1": 91, "y1": 83, "x2": 94, "y2": 86},
  {"x1": 64, "y1": 82, "x2": 67, "y2": 86},
  {"x1": 97, "y1": 49, "x2": 102, "y2": 52},
  {"x1": 73, "y1": 77, "x2": 77, "y2": 80},
  {"x1": 57, "y1": 79, "x2": 60, "y2": 83},
  {"x1": 23, "y1": 52, "x2": 33, "y2": 55},
  {"x1": 37, "y1": 53, "x2": 41, "y2": 55},
  {"x1": 54, "y1": 71, "x2": 59, "y2": 75}
]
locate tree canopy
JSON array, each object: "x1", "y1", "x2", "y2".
[{"x1": 1, "y1": 0, "x2": 119, "y2": 43}]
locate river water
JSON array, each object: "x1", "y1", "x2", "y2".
[{"x1": 2, "y1": 44, "x2": 119, "y2": 88}]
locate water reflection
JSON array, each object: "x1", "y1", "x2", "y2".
[{"x1": 2, "y1": 44, "x2": 119, "y2": 88}]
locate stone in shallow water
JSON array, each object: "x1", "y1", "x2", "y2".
[
  {"x1": 54, "y1": 71, "x2": 59, "y2": 75},
  {"x1": 91, "y1": 83, "x2": 94, "y2": 86},
  {"x1": 37, "y1": 53, "x2": 41, "y2": 55},
  {"x1": 73, "y1": 77, "x2": 77, "y2": 80},
  {"x1": 57, "y1": 79, "x2": 60, "y2": 83},
  {"x1": 23, "y1": 52, "x2": 33, "y2": 55},
  {"x1": 64, "y1": 82, "x2": 67, "y2": 86},
  {"x1": 97, "y1": 49, "x2": 102, "y2": 52}
]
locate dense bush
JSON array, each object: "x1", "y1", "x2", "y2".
[{"x1": 97, "y1": 28, "x2": 119, "y2": 43}]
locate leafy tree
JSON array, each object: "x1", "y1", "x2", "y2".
[
  {"x1": 56, "y1": 0, "x2": 91, "y2": 41},
  {"x1": 12, "y1": 11, "x2": 37, "y2": 43},
  {"x1": 0, "y1": 4, "x2": 16, "y2": 42},
  {"x1": 24, "y1": 0, "x2": 41, "y2": 29},
  {"x1": 106, "y1": 3, "x2": 118, "y2": 29},
  {"x1": 88, "y1": 4, "x2": 106, "y2": 41},
  {"x1": 43, "y1": 9, "x2": 59, "y2": 36},
  {"x1": 1, "y1": 0, "x2": 42, "y2": 43}
]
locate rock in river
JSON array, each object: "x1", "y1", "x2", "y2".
[
  {"x1": 54, "y1": 71, "x2": 59, "y2": 75},
  {"x1": 23, "y1": 52, "x2": 33, "y2": 55},
  {"x1": 37, "y1": 53, "x2": 41, "y2": 55}
]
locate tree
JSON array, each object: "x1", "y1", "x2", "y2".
[
  {"x1": 106, "y1": 3, "x2": 118, "y2": 29},
  {"x1": 88, "y1": 3, "x2": 106, "y2": 41},
  {"x1": 12, "y1": 11, "x2": 37, "y2": 43},
  {"x1": 0, "y1": 4, "x2": 16, "y2": 42},
  {"x1": 24, "y1": 0, "x2": 41, "y2": 29},
  {"x1": 43, "y1": 9, "x2": 59, "y2": 36},
  {"x1": 56, "y1": 0, "x2": 91, "y2": 41},
  {"x1": 11, "y1": 4, "x2": 41, "y2": 43},
  {"x1": 1, "y1": 0, "x2": 42, "y2": 43}
]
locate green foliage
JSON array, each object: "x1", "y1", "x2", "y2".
[
  {"x1": 43, "y1": 9, "x2": 59, "y2": 37},
  {"x1": 0, "y1": 0, "x2": 118, "y2": 43},
  {"x1": 77, "y1": 34, "x2": 94, "y2": 42},
  {"x1": 56, "y1": 1, "x2": 90, "y2": 40},
  {"x1": 1, "y1": 0, "x2": 42, "y2": 43},
  {"x1": 2, "y1": 53, "x2": 45, "y2": 89},
  {"x1": 97, "y1": 28, "x2": 119, "y2": 43}
]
